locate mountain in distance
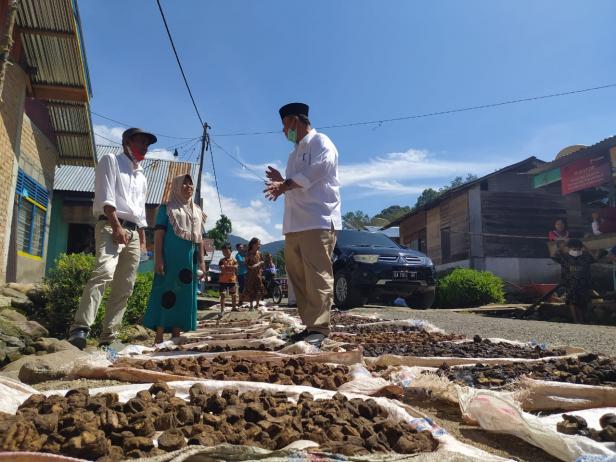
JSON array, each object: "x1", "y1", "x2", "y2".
[
  {"x1": 227, "y1": 234, "x2": 248, "y2": 248},
  {"x1": 261, "y1": 239, "x2": 284, "y2": 255}
]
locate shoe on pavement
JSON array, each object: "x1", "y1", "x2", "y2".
[
  {"x1": 304, "y1": 332, "x2": 326, "y2": 348},
  {"x1": 288, "y1": 328, "x2": 309, "y2": 343},
  {"x1": 68, "y1": 329, "x2": 88, "y2": 350}
]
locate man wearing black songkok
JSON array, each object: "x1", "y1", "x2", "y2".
[{"x1": 264, "y1": 103, "x2": 342, "y2": 347}]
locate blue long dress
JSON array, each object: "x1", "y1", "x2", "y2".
[{"x1": 143, "y1": 205, "x2": 198, "y2": 333}]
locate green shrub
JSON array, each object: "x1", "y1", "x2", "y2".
[
  {"x1": 43, "y1": 253, "x2": 96, "y2": 338},
  {"x1": 435, "y1": 268, "x2": 505, "y2": 308},
  {"x1": 44, "y1": 253, "x2": 153, "y2": 338}
]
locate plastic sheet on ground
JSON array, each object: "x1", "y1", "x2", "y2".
[
  {"x1": 12, "y1": 379, "x2": 512, "y2": 462},
  {"x1": 383, "y1": 366, "x2": 616, "y2": 413},
  {"x1": 539, "y1": 407, "x2": 616, "y2": 454},
  {"x1": 0, "y1": 375, "x2": 39, "y2": 413},
  {"x1": 457, "y1": 387, "x2": 616, "y2": 462}
]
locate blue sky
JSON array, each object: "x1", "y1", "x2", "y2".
[{"x1": 79, "y1": 0, "x2": 616, "y2": 242}]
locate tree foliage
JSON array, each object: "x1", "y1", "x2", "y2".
[
  {"x1": 371, "y1": 205, "x2": 412, "y2": 224},
  {"x1": 207, "y1": 214, "x2": 232, "y2": 249},
  {"x1": 413, "y1": 173, "x2": 478, "y2": 210},
  {"x1": 342, "y1": 210, "x2": 370, "y2": 229}
]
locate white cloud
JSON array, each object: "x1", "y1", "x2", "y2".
[
  {"x1": 93, "y1": 124, "x2": 123, "y2": 145},
  {"x1": 274, "y1": 224, "x2": 283, "y2": 231},
  {"x1": 339, "y1": 149, "x2": 494, "y2": 187},
  {"x1": 361, "y1": 180, "x2": 429, "y2": 196},
  {"x1": 93, "y1": 124, "x2": 175, "y2": 160},
  {"x1": 147, "y1": 148, "x2": 176, "y2": 160},
  {"x1": 200, "y1": 173, "x2": 281, "y2": 244},
  {"x1": 234, "y1": 161, "x2": 283, "y2": 182}
]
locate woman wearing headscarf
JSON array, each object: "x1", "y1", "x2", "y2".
[{"x1": 143, "y1": 174, "x2": 206, "y2": 344}]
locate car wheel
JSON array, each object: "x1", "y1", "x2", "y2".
[
  {"x1": 271, "y1": 285, "x2": 283, "y2": 305},
  {"x1": 405, "y1": 289, "x2": 436, "y2": 310},
  {"x1": 334, "y1": 271, "x2": 366, "y2": 309}
]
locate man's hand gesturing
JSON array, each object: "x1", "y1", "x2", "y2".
[{"x1": 265, "y1": 166, "x2": 284, "y2": 182}]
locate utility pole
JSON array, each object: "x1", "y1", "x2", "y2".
[{"x1": 195, "y1": 122, "x2": 210, "y2": 206}]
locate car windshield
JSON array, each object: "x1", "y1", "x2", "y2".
[{"x1": 337, "y1": 230, "x2": 399, "y2": 249}]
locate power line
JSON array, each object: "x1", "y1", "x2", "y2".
[
  {"x1": 210, "y1": 138, "x2": 266, "y2": 182},
  {"x1": 208, "y1": 142, "x2": 224, "y2": 215},
  {"x1": 155, "y1": 0, "x2": 204, "y2": 126},
  {"x1": 93, "y1": 131, "x2": 199, "y2": 154},
  {"x1": 213, "y1": 82, "x2": 616, "y2": 137},
  {"x1": 91, "y1": 111, "x2": 197, "y2": 140},
  {"x1": 93, "y1": 132, "x2": 121, "y2": 145}
]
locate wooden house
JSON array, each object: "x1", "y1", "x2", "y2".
[{"x1": 384, "y1": 157, "x2": 583, "y2": 285}]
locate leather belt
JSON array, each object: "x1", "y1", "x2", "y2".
[{"x1": 98, "y1": 215, "x2": 138, "y2": 231}]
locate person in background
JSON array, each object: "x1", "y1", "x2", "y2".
[
  {"x1": 263, "y1": 253, "x2": 277, "y2": 284},
  {"x1": 68, "y1": 128, "x2": 156, "y2": 349},
  {"x1": 552, "y1": 239, "x2": 596, "y2": 324},
  {"x1": 244, "y1": 237, "x2": 265, "y2": 310},
  {"x1": 143, "y1": 174, "x2": 206, "y2": 344},
  {"x1": 235, "y1": 243, "x2": 247, "y2": 303},
  {"x1": 548, "y1": 218, "x2": 569, "y2": 241},
  {"x1": 218, "y1": 243, "x2": 238, "y2": 314},
  {"x1": 591, "y1": 211, "x2": 603, "y2": 236}
]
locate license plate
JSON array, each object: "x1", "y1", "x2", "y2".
[{"x1": 393, "y1": 271, "x2": 417, "y2": 279}]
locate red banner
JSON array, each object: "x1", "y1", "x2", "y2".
[{"x1": 561, "y1": 154, "x2": 612, "y2": 195}]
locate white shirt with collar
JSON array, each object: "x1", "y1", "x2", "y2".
[
  {"x1": 93, "y1": 152, "x2": 148, "y2": 228},
  {"x1": 283, "y1": 128, "x2": 342, "y2": 234}
]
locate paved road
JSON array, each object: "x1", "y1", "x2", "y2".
[{"x1": 349, "y1": 305, "x2": 616, "y2": 356}]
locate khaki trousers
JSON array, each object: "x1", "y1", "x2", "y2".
[
  {"x1": 71, "y1": 221, "x2": 140, "y2": 342},
  {"x1": 284, "y1": 228, "x2": 336, "y2": 335}
]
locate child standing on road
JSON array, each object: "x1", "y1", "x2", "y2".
[
  {"x1": 552, "y1": 239, "x2": 596, "y2": 323},
  {"x1": 218, "y1": 243, "x2": 238, "y2": 314}
]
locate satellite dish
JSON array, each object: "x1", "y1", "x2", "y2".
[{"x1": 556, "y1": 145, "x2": 586, "y2": 159}]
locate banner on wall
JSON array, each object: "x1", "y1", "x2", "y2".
[{"x1": 561, "y1": 153, "x2": 611, "y2": 195}]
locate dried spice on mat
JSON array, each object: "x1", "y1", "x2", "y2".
[
  {"x1": 556, "y1": 413, "x2": 616, "y2": 442},
  {"x1": 159, "y1": 343, "x2": 280, "y2": 353},
  {"x1": 331, "y1": 331, "x2": 464, "y2": 344},
  {"x1": 0, "y1": 382, "x2": 439, "y2": 460},
  {"x1": 435, "y1": 354, "x2": 616, "y2": 388},
  {"x1": 330, "y1": 312, "x2": 386, "y2": 327},
  {"x1": 362, "y1": 336, "x2": 566, "y2": 359},
  {"x1": 113, "y1": 356, "x2": 350, "y2": 390}
]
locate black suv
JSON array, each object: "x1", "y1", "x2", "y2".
[{"x1": 332, "y1": 230, "x2": 436, "y2": 309}]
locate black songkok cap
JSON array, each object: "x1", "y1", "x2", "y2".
[{"x1": 279, "y1": 102, "x2": 309, "y2": 121}]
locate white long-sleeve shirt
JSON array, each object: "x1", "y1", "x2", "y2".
[
  {"x1": 93, "y1": 152, "x2": 148, "y2": 228},
  {"x1": 283, "y1": 129, "x2": 342, "y2": 234}
]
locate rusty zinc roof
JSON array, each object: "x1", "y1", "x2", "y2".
[
  {"x1": 54, "y1": 145, "x2": 200, "y2": 205},
  {"x1": 16, "y1": 0, "x2": 96, "y2": 166}
]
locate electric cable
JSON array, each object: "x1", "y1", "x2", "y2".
[
  {"x1": 213, "y1": 82, "x2": 616, "y2": 137},
  {"x1": 208, "y1": 137, "x2": 224, "y2": 215},
  {"x1": 91, "y1": 111, "x2": 197, "y2": 139},
  {"x1": 156, "y1": 0, "x2": 205, "y2": 126},
  {"x1": 210, "y1": 138, "x2": 266, "y2": 182}
]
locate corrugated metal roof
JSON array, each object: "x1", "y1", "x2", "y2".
[
  {"x1": 16, "y1": 0, "x2": 96, "y2": 166},
  {"x1": 528, "y1": 135, "x2": 616, "y2": 176},
  {"x1": 53, "y1": 145, "x2": 200, "y2": 204}
]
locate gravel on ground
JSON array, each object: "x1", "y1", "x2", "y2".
[{"x1": 350, "y1": 306, "x2": 616, "y2": 356}]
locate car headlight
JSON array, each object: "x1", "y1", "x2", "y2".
[
  {"x1": 353, "y1": 254, "x2": 379, "y2": 264},
  {"x1": 423, "y1": 257, "x2": 433, "y2": 266}
]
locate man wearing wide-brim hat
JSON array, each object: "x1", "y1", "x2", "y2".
[
  {"x1": 265, "y1": 103, "x2": 342, "y2": 347},
  {"x1": 68, "y1": 128, "x2": 157, "y2": 349}
]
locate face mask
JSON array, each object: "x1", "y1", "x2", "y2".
[
  {"x1": 286, "y1": 128, "x2": 297, "y2": 144},
  {"x1": 569, "y1": 249, "x2": 583, "y2": 257},
  {"x1": 129, "y1": 145, "x2": 147, "y2": 162}
]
